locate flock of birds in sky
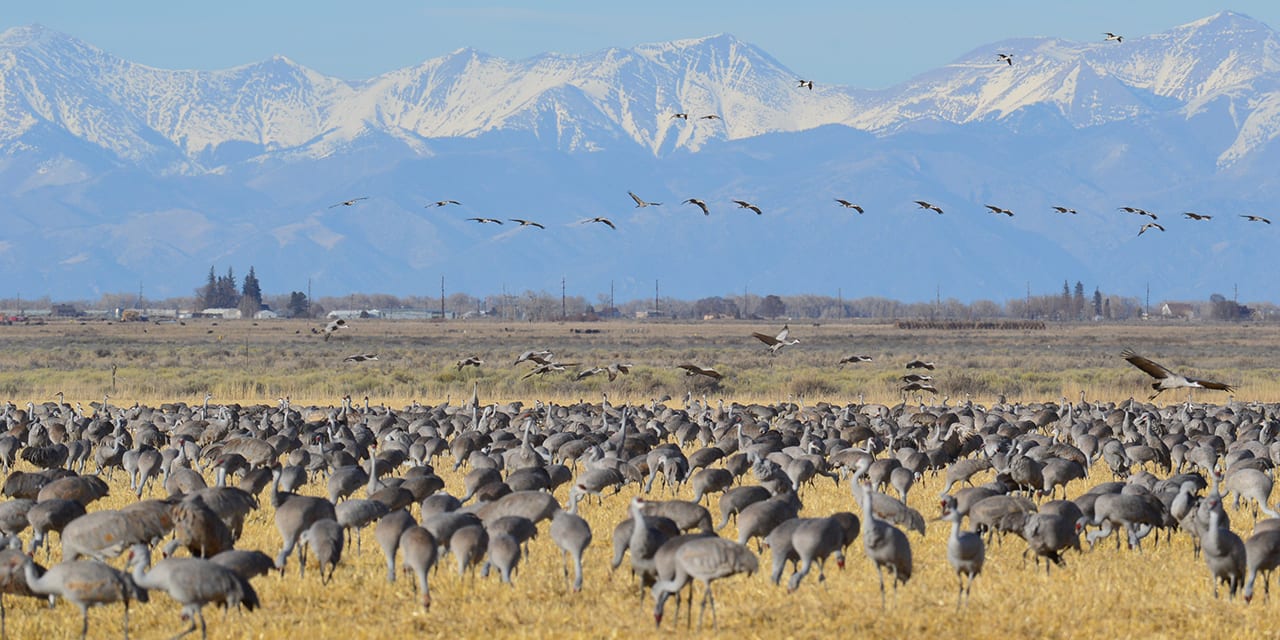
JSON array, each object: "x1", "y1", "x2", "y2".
[{"x1": 313, "y1": 31, "x2": 1278, "y2": 240}]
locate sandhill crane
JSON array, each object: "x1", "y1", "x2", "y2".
[
  {"x1": 448, "y1": 355, "x2": 482, "y2": 372},
  {"x1": 752, "y1": 325, "x2": 798, "y2": 354},
  {"x1": 835, "y1": 199, "x2": 864, "y2": 213},
  {"x1": 1052, "y1": 206, "x2": 1078, "y2": 214},
  {"x1": 27, "y1": 498, "x2": 86, "y2": 555},
  {"x1": 1184, "y1": 212, "x2": 1213, "y2": 220},
  {"x1": 902, "y1": 382, "x2": 938, "y2": 394},
  {"x1": 1202, "y1": 497, "x2": 1246, "y2": 599},
  {"x1": 629, "y1": 497, "x2": 672, "y2": 591},
  {"x1": 342, "y1": 353, "x2": 378, "y2": 363},
  {"x1": 839, "y1": 355, "x2": 873, "y2": 364},
  {"x1": 651, "y1": 536, "x2": 757, "y2": 629},
  {"x1": 127, "y1": 543, "x2": 257, "y2": 640},
  {"x1": 905, "y1": 360, "x2": 935, "y2": 370},
  {"x1": 715, "y1": 486, "x2": 771, "y2": 531},
  {"x1": 670, "y1": 113, "x2": 688, "y2": 120},
  {"x1": 485, "y1": 533, "x2": 521, "y2": 584},
  {"x1": 629, "y1": 191, "x2": 662, "y2": 207},
  {"x1": 576, "y1": 216, "x2": 616, "y2": 229},
  {"x1": 510, "y1": 218, "x2": 546, "y2": 229},
  {"x1": 300, "y1": 519, "x2": 344, "y2": 584},
  {"x1": 997, "y1": 53, "x2": 1013, "y2": 65},
  {"x1": 914, "y1": 200, "x2": 943, "y2": 214},
  {"x1": 1121, "y1": 349, "x2": 1234, "y2": 400},
  {"x1": 732, "y1": 200, "x2": 762, "y2": 215},
  {"x1": 1225, "y1": 468, "x2": 1279, "y2": 518},
  {"x1": 399, "y1": 526, "x2": 438, "y2": 609},
  {"x1": 466, "y1": 217, "x2": 503, "y2": 224},
  {"x1": 449, "y1": 525, "x2": 488, "y2": 577},
  {"x1": 1, "y1": 540, "x2": 46, "y2": 638},
  {"x1": 1022, "y1": 512, "x2": 1079, "y2": 574},
  {"x1": 329, "y1": 197, "x2": 368, "y2": 208},
  {"x1": 941, "y1": 502, "x2": 985, "y2": 608},
  {"x1": 691, "y1": 468, "x2": 733, "y2": 505},
  {"x1": 0, "y1": 501, "x2": 30, "y2": 539},
  {"x1": 551, "y1": 489, "x2": 592, "y2": 592},
  {"x1": 700, "y1": 114, "x2": 721, "y2": 120},
  {"x1": 797, "y1": 79, "x2": 814, "y2": 90},
  {"x1": 1138, "y1": 222, "x2": 1165, "y2": 236},
  {"x1": 1104, "y1": 32, "x2": 1123, "y2": 42},
  {"x1": 1242, "y1": 214, "x2": 1272, "y2": 224},
  {"x1": 320, "y1": 318, "x2": 347, "y2": 341},
  {"x1": 677, "y1": 364, "x2": 723, "y2": 380},
  {"x1": 736, "y1": 495, "x2": 801, "y2": 550},
  {"x1": 476, "y1": 490, "x2": 561, "y2": 525},
  {"x1": 427, "y1": 200, "x2": 460, "y2": 207},
  {"x1": 683, "y1": 198, "x2": 710, "y2": 215},
  {"x1": 857, "y1": 482, "x2": 913, "y2": 607},
  {"x1": 166, "y1": 494, "x2": 234, "y2": 558},
  {"x1": 786, "y1": 517, "x2": 847, "y2": 592},
  {"x1": 374, "y1": 509, "x2": 416, "y2": 583},
  {"x1": 985, "y1": 204, "x2": 1014, "y2": 217},
  {"x1": 271, "y1": 468, "x2": 337, "y2": 575},
  {"x1": 939, "y1": 458, "x2": 993, "y2": 496},
  {"x1": 1243, "y1": 530, "x2": 1280, "y2": 602},
  {"x1": 336, "y1": 498, "x2": 390, "y2": 552},
  {"x1": 23, "y1": 556, "x2": 145, "y2": 640},
  {"x1": 209, "y1": 549, "x2": 275, "y2": 581}
]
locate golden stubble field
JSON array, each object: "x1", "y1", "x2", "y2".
[
  {"x1": 6, "y1": 457, "x2": 1280, "y2": 640},
  {"x1": 4, "y1": 319, "x2": 1280, "y2": 638}
]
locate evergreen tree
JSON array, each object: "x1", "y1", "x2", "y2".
[
  {"x1": 1093, "y1": 287, "x2": 1103, "y2": 317},
  {"x1": 242, "y1": 267, "x2": 262, "y2": 306},
  {"x1": 198, "y1": 266, "x2": 217, "y2": 309},
  {"x1": 287, "y1": 292, "x2": 309, "y2": 318},
  {"x1": 1073, "y1": 281, "x2": 1085, "y2": 319}
]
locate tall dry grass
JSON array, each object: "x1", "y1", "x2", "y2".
[{"x1": 3, "y1": 319, "x2": 1280, "y2": 408}]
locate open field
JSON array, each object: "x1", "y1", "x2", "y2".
[
  {"x1": 4, "y1": 451, "x2": 1280, "y2": 639},
  {"x1": 4, "y1": 319, "x2": 1280, "y2": 639},
  {"x1": 3, "y1": 318, "x2": 1280, "y2": 407}
]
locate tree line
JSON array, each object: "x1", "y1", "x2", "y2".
[{"x1": 4, "y1": 271, "x2": 1274, "y2": 324}]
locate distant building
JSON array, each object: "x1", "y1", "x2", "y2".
[
  {"x1": 1160, "y1": 302, "x2": 1195, "y2": 320},
  {"x1": 200, "y1": 308, "x2": 242, "y2": 319}
]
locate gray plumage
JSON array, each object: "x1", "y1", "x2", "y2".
[
  {"x1": 23, "y1": 555, "x2": 145, "y2": 640},
  {"x1": 551, "y1": 488, "x2": 592, "y2": 592},
  {"x1": 0, "y1": 541, "x2": 46, "y2": 639},
  {"x1": 942, "y1": 503, "x2": 985, "y2": 608},
  {"x1": 399, "y1": 526, "x2": 438, "y2": 609},
  {"x1": 209, "y1": 549, "x2": 275, "y2": 581},
  {"x1": 736, "y1": 496, "x2": 800, "y2": 549},
  {"x1": 335, "y1": 498, "x2": 391, "y2": 552},
  {"x1": 650, "y1": 536, "x2": 757, "y2": 629},
  {"x1": 127, "y1": 543, "x2": 257, "y2": 640},
  {"x1": 858, "y1": 483, "x2": 912, "y2": 608},
  {"x1": 1202, "y1": 497, "x2": 1246, "y2": 599},
  {"x1": 786, "y1": 517, "x2": 847, "y2": 592},
  {"x1": 300, "y1": 519, "x2": 344, "y2": 584},
  {"x1": 715, "y1": 485, "x2": 771, "y2": 531},
  {"x1": 484, "y1": 532, "x2": 521, "y2": 584},
  {"x1": 375, "y1": 509, "x2": 417, "y2": 583},
  {"x1": 449, "y1": 524, "x2": 488, "y2": 577},
  {"x1": 271, "y1": 469, "x2": 337, "y2": 575},
  {"x1": 1243, "y1": 530, "x2": 1280, "y2": 602}
]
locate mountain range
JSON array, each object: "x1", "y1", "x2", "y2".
[{"x1": 1, "y1": 11, "x2": 1279, "y2": 305}]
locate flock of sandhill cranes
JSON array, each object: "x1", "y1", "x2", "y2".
[
  {"x1": 313, "y1": 27, "x2": 1277, "y2": 240},
  {"x1": 0, "y1": 343, "x2": 1264, "y2": 636}
]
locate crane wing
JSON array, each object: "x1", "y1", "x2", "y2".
[
  {"x1": 1121, "y1": 349, "x2": 1175, "y2": 380},
  {"x1": 751, "y1": 332, "x2": 780, "y2": 346},
  {"x1": 1188, "y1": 378, "x2": 1234, "y2": 392}
]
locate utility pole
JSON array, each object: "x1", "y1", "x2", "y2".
[
  {"x1": 610, "y1": 280, "x2": 615, "y2": 316},
  {"x1": 1234, "y1": 283, "x2": 1238, "y2": 305},
  {"x1": 837, "y1": 287, "x2": 843, "y2": 319},
  {"x1": 561, "y1": 276, "x2": 566, "y2": 320},
  {"x1": 1145, "y1": 282, "x2": 1150, "y2": 319},
  {"x1": 654, "y1": 280, "x2": 660, "y2": 316},
  {"x1": 306, "y1": 278, "x2": 311, "y2": 318},
  {"x1": 136, "y1": 282, "x2": 143, "y2": 310},
  {"x1": 440, "y1": 276, "x2": 445, "y2": 320}
]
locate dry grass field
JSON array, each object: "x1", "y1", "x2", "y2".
[
  {"x1": 3, "y1": 319, "x2": 1280, "y2": 639},
  {"x1": 3, "y1": 318, "x2": 1280, "y2": 407}
]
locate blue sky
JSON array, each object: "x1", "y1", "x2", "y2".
[{"x1": 2, "y1": 2, "x2": 1274, "y2": 88}]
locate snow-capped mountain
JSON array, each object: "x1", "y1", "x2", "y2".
[{"x1": 1, "y1": 12, "x2": 1280, "y2": 304}]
